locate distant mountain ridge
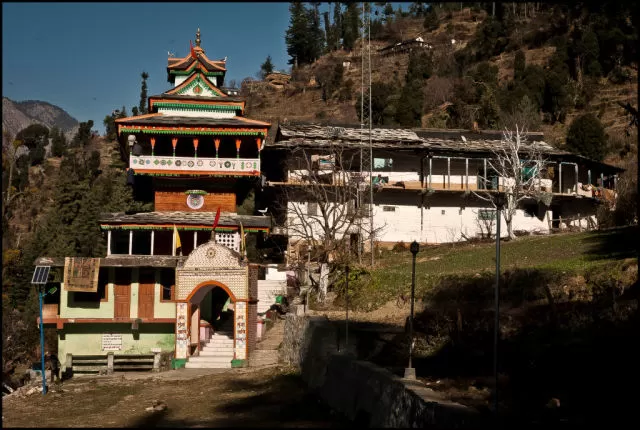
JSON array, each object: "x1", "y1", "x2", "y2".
[{"x1": 2, "y1": 97, "x2": 79, "y2": 142}]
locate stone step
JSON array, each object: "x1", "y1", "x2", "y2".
[
  {"x1": 188, "y1": 355, "x2": 233, "y2": 363},
  {"x1": 201, "y1": 346, "x2": 235, "y2": 353},
  {"x1": 185, "y1": 361, "x2": 232, "y2": 369},
  {"x1": 200, "y1": 350, "x2": 234, "y2": 357}
]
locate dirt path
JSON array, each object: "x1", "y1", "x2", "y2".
[{"x1": 1, "y1": 366, "x2": 349, "y2": 428}]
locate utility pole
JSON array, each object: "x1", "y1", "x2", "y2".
[{"x1": 359, "y1": 1, "x2": 374, "y2": 266}]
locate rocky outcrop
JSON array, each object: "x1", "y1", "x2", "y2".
[{"x1": 2, "y1": 97, "x2": 79, "y2": 142}]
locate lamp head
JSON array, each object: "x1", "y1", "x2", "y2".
[
  {"x1": 410, "y1": 241, "x2": 419, "y2": 255},
  {"x1": 127, "y1": 134, "x2": 136, "y2": 148}
]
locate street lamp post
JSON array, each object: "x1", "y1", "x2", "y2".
[
  {"x1": 38, "y1": 285, "x2": 47, "y2": 395},
  {"x1": 493, "y1": 194, "x2": 506, "y2": 415},
  {"x1": 404, "y1": 240, "x2": 419, "y2": 380},
  {"x1": 345, "y1": 265, "x2": 349, "y2": 352}
]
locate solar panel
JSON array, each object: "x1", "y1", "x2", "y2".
[{"x1": 31, "y1": 266, "x2": 51, "y2": 284}]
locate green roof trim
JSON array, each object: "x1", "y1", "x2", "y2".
[{"x1": 176, "y1": 75, "x2": 224, "y2": 97}]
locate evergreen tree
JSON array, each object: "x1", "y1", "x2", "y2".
[
  {"x1": 139, "y1": 72, "x2": 149, "y2": 114},
  {"x1": 342, "y1": 3, "x2": 360, "y2": 51},
  {"x1": 260, "y1": 55, "x2": 275, "y2": 79},
  {"x1": 131, "y1": 106, "x2": 139, "y2": 116},
  {"x1": 409, "y1": 2, "x2": 427, "y2": 17},
  {"x1": 71, "y1": 120, "x2": 95, "y2": 147},
  {"x1": 15, "y1": 124, "x2": 49, "y2": 150},
  {"x1": 423, "y1": 6, "x2": 439, "y2": 31},
  {"x1": 565, "y1": 113, "x2": 608, "y2": 161},
  {"x1": 285, "y1": 2, "x2": 312, "y2": 66},
  {"x1": 333, "y1": 3, "x2": 343, "y2": 49},
  {"x1": 578, "y1": 30, "x2": 602, "y2": 77},
  {"x1": 50, "y1": 127, "x2": 66, "y2": 157},
  {"x1": 323, "y1": 11, "x2": 333, "y2": 52},
  {"x1": 309, "y1": 2, "x2": 325, "y2": 61},
  {"x1": 395, "y1": 79, "x2": 424, "y2": 126}
]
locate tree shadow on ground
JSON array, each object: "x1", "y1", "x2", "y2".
[
  {"x1": 581, "y1": 225, "x2": 639, "y2": 261},
  {"x1": 126, "y1": 372, "x2": 351, "y2": 428},
  {"x1": 359, "y1": 264, "x2": 640, "y2": 428}
]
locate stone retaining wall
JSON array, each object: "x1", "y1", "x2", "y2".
[{"x1": 281, "y1": 314, "x2": 483, "y2": 428}]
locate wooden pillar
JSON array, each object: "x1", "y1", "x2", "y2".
[
  {"x1": 588, "y1": 169, "x2": 591, "y2": 185},
  {"x1": 559, "y1": 163, "x2": 563, "y2": 194},
  {"x1": 235, "y1": 139, "x2": 241, "y2": 158},
  {"x1": 428, "y1": 157, "x2": 432, "y2": 188},
  {"x1": 215, "y1": 139, "x2": 220, "y2": 158},
  {"x1": 256, "y1": 138, "x2": 262, "y2": 159},
  {"x1": 172, "y1": 138, "x2": 178, "y2": 157},
  {"x1": 600, "y1": 172, "x2": 604, "y2": 188},
  {"x1": 574, "y1": 163, "x2": 578, "y2": 194},
  {"x1": 447, "y1": 157, "x2": 451, "y2": 190},
  {"x1": 172, "y1": 229, "x2": 176, "y2": 257},
  {"x1": 193, "y1": 138, "x2": 199, "y2": 158},
  {"x1": 150, "y1": 230, "x2": 155, "y2": 256},
  {"x1": 150, "y1": 137, "x2": 156, "y2": 156},
  {"x1": 107, "y1": 230, "x2": 112, "y2": 256},
  {"x1": 128, "y1": 230, "x2": 133, "y2": 255},
  {"x1": 193, "y1": 231, "x2": 197, "y2": 249},
  {"x1": 465, "y1": 158, "x2": 469, "y2": 190},
  {"x1": 107, "y1": 352, "x2": 114, "y2": 375}
]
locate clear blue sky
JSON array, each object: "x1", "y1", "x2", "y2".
[{"x1": 2, "y1": 2, "x2": 411, "y2": 134}]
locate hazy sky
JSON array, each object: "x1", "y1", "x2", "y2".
[{"x1": 2, "y1": 2, "x2": 410, "y2": 133}]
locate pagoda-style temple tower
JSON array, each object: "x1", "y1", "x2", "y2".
[{"x1": 37, "y1": 30, "x2": 270, "y2": 371}]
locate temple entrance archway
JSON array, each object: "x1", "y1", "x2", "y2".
[{"x1": 174, "y1": 241, "x2": 255, "y2": 366}]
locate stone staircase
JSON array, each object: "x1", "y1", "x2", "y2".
[
  {"x1": 185, "y1": 319, "x2": 234, "y2": 369},
  {"x1": 249, "y1": 319, "x2": 285, "y2": 367}
]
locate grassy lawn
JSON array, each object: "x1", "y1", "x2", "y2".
[{"x1": 340, "y1": 226, "x2": 638, "y2": 310}]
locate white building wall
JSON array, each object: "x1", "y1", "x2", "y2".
[{"x1": 174, "y1": 76, "x2": 188, "y2": 87}]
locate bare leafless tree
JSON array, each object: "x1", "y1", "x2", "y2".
[
  {"x1": 276, "y1": 142, "x2": 381, "y2": 301},
  {"x1": 473, "y1": 125, "x2": 550, "y2": 240}
]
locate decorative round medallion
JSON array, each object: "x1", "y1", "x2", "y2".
[
  {"x1": 224, "y1": 161, "x2": 231, "y2": 168},
  {"x1": 187, "y1": 193, "x2": 205, "y2": 210},
  {"x1": 188, "y1": 160, "x2": 195, "y2": 167},
  {"x1": 193, "y1": 85, "x2": 203, "y2": 94},
  {"x1": 175, "y1": 160, "x2": 182, "y2": 166},
  {"x1": 197, "y1": 160, "x2": 203, "y2": 167},
  {"x1": 206, "y1": 248, "x2": 217, "y2": 259}
]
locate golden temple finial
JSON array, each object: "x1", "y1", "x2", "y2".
[{"x1": 195, "y1": 28, "x2": 201, "y2": 47}]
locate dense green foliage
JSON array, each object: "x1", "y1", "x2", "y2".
[
  {"x1": 139, "y1": 71, "x2": 149, "y2": 115},
  {"x1": 565, "y1": 113, "x2": 608, "y2": 161}
]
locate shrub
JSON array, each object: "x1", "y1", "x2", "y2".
[{"x1": 392, "y1": 241, "x2": 408, "y2": 252}]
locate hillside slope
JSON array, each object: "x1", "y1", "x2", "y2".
[{"x1": 2, "y1": 97, "x2": 79, "y2": 141}]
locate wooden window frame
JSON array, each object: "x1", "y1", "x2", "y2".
[{"x1": 160, "y1": 284, "x2": 175, "y2": 302}]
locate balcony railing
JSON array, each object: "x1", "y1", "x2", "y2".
[{"x1": 130, "y1": 155, "x2": 260, "y2": 176}]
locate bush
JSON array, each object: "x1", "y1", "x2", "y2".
[
  {"x1": 565, "y1": 113, "x2": 608, "y2": 161},
  {"x1": 392, "y1": 241, "x2": 408, "y2": 252}
]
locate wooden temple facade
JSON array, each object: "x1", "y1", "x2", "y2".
[{"x1": 37, "y1": 30, "x2": 271, "y2": 371}]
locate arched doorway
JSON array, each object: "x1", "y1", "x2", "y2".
[
  {"x1": 186, "y1": 282, "x2": 236, "y2": 355},
  {"x1": 174, "y1": 241, "x2": 254, "y2": 367}
]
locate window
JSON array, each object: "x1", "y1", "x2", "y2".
[
  {"x1": 383, "y1": 206, "x2": 396, "y2": 212},
  {"x1": 478, "y1": 209, "x2": 496, "y2": 220},
  {"x1": 441, "y1": 210, "x2": 446, "y2": 215},
  {"x1": 159, "y1": 268, "x2": 175, "y2": 302},
  {"x1": 307, "y1": 202, "x2": 318, "y2": 216},
  {"x1": 374, "y1": 157, "x2": 393, "y2": 171}
]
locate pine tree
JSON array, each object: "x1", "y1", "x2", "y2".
[
  {"x1": 260, "y1": 55, "x2": 275, "y2": 79},
  {"x1": 395, "y1": 79, "x2": 424, "y2": 126},
  {"x1": 333, "y1": 2, "x2": 343, "y2": 50},
  {"x1": 285, "y1": 2, "x2": 312, "y2": 66},
  {"x1": 342, "y1": 3, "x2": 360, "y2": 51},
  {"x1": 131, "y1": 106, "x2": 139, "y2": 116},
  {"x1": 139, "y1": 72, "x2": 149, "y2": 114},
  {"x1": 423, "y1": 6, "x2": 439, "y2": 31},
  {"x1": 51, "y1": 127, "x2": 66, "y2": 157},
  {"x1": 309, "y1": 2, "x2": 325, "y2": 61}
]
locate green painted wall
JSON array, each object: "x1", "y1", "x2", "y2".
[
  {"x1": 154, "y1": 270, "x2": 176, "y2": 319},
  {"x1": 58, "y1": 323, "x2": 175, "y2": 370},
  {"x1": 200, "y1": 289, "x2": 213, "y2": 322},
  {"x1": 59, "y1": 268, "x2": 115, "y2": 319}
]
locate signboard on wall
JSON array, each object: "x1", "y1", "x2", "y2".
[
  {"x1": 175, "y1": 302, "x2": 189, "y2": 359},
  {"x1": 102, "y1": 333, "x2": 122, "y2": 351},
  {"x1": 235, "y1": 301, "x2": 247, "y2": 360},
  {"x1": 64, "y1": 257, "x2": 100, "y2": 292}
]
